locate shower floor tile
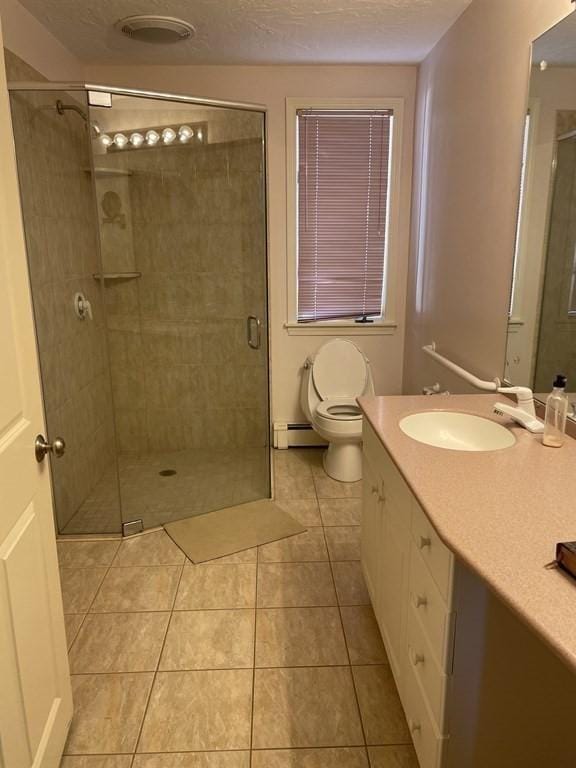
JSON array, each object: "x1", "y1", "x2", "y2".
[
  {"x1": 60, "y1": 447, "x2": 415, "y2": 764},
  {"x1": 62, "y1": 447, "x2": 270, "y2": 535}
]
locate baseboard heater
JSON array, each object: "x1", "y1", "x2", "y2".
[{"x1": 273, "y1": 422, "x2": 327, "y2": 449}]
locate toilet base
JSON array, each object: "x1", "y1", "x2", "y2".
[{"x1": 323, "y1": 442, "x2": 362, "y2": 482}]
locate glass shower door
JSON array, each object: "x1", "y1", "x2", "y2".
[{"x1": 88, "y1": 91, "x2": 270, "y2": 531}]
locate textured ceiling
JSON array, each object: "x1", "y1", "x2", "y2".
[
  {"x1": 533, "y1": 10, "x2": 576, "y2": 67},
  {"x1": 16, "y1": 0, "x2": 472, "y2": 65}
]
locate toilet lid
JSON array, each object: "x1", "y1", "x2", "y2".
[{"x1": 312, "y1": 339, "x2": 368, "y2": 400}]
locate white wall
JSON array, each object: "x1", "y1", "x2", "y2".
[
  {"x1": 0, "y1": 0, "x2": 82, "y2": 80},
  {"x1": 83, "y1": 64, "x2": 417, "y2": 423},
  {"x1": 403, "y1": 0, "x2": 573, "y2": 396}
]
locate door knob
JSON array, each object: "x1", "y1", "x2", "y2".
[{"x1": 35, "y1": 434, "x2": 66, "y2": 463}]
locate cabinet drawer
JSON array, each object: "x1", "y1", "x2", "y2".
[
  {"x1": 404, "y1": 662, "x2": 445, "y2": 768},
  {"x1": 411, "y1": 501, "x2": 453, "y2": 602},
  {"x1": 406, "y1": 604, "x2": 448, "y2": 732},
  {"x1": 409, "y1": 546, "x2": 454, "y2": 670}
]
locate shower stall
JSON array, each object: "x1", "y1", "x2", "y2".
[{"x1": 8, "y1": 79, "x2": 270, "y2": 536}]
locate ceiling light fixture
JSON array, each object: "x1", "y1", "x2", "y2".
[{"x1": 115, "y1": 15, "x2": 195, "y2": 44}]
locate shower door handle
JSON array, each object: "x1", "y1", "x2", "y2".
[{"x1": 247, "y1": 315, "x2": 261, "y2": 349}]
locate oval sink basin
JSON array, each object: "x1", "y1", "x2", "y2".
[{"x1": 399, "y1": 411, "x2": 516, "y2": 452}]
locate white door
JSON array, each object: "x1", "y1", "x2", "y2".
[{"x1": 0, "y1": 16, "x2": 73, "y2": 768}]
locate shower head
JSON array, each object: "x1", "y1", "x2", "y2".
[
  {"x1": 56, "y1": 99, "x2": 87, "y2": 121},
  {"x1": 55, "y1": 99, "x2": 102, "y2": 137}
]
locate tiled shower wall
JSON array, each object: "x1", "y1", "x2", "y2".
[
  {"x1": 97, "y1": 136, "x2": 268, "y2": 456},
  {"x1": 5, "y1": 50, "x2": 120, "y2": 532}
]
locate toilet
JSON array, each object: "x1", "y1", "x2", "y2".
[{"x1": 301, "y1": 339, "x2": 375, "y2": 482}]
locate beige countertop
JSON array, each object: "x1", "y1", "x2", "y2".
[{"x1": 358, "y1": 394, "x2": 576, "y2": 672}]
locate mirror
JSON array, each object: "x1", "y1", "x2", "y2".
[{"x1": 506, "y1": 11, "x2": 576, "y2": 416}]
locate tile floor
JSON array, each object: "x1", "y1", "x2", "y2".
[{"x1": 58, "y1": 447, "x2": 417, "y2": 768}]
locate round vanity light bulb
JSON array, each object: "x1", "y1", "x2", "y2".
[
  {"x1": 100, "y1": 133, "x2": 113, "y2": 148},
  {"x1": 162, "y1": 127, "x2": 176, "y2": 144},
  {"x1": 146, "y1": 129, "x2": 160, "y2": 146},
  {"x1": 540, "y1": 60, "x2": 548, "y2": 71},
  {"x1": 130, "y1": 132, "x2": 144, "y2": 147},
  {"x1": 196, "y1": 128, "x2": 203, "y2": 142},
  {"x1": 178, "y1": 124, "x2": 194, "y2": 142},
  {"x1": 113, "y1": 132, "x2": 128, "y2": 148}
]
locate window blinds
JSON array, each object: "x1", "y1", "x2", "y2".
[{"x1": 297, "y1": 108, "x2": 393, "y2": 322}]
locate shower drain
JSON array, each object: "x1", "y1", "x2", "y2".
[{"x1": 159, "y1": 469, "x2": 177, "y2": 476}]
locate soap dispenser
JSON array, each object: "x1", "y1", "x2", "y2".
[{"x1": 542, "y1": 374, "x2": 569, "y2": 447}]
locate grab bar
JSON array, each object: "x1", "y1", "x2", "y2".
[
  {"x1": 422, "y1": 342, "x2": 501, "y2": 390},
  {"x1": 423, "y1": 342, "x2": 538, "y2": 416}
]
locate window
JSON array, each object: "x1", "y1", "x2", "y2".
[{"x1": 286, "y1": 99, "x2": 403, "y2": 333}]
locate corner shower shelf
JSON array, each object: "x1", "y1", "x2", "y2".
[
  {"x1": 92, "y1": 272, "x2": 141, "y2": 280},
  {"x1": 83, "y1": 167, "x2": 133, "y2": 178}
]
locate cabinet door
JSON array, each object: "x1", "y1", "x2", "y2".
[
  {"x1": 361, "y1": 453, "x2": 383, "y2": 607},
  {"x1": 379, "y1": 495, "x2": 411, "y2": 688}
]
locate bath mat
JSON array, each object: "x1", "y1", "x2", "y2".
[{"x1": 163, "y1": 499, "x2": 306, "y2": 563}]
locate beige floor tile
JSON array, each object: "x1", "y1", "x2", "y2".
[
  {"x1": 325, "y1": 527, "x2": 361, "y2": 561},
  {"x1": 206, "y1": 547, "x2": 257, "y2": 564},
  {"x1": 274, "y1": 473, "x2": 317, "y2": 500},
  {"x1": 273, "y1": 449, "x2": 317, "y2": 477},
  {"x1": 352, "y1": 665, "x2": 411, "y2": 745},
  {"x1": 61, "y1": 757, "x2": 132, "y2": 768},
  {"x1": 275, "y1": 499, "x2": 322, "y2": 526},
  {"x1": 259, "y1": 529, "x2": 328, "y2": 562},
  {"x1": 133, "y1": 755, "x2": 250, "y2": 768},
  {"x1": 252, "y1": 748, "x2": 369, "y2": 767},
  {"x1": 257, "y1": 562, "x2": 337, "y2": 607},
  {"x1": 255, "y1": 607, "x2": 348, "y2": 667},
  {"x1": 65, "y1": 672, "x2": 153, "y2": 754},
  {"x1": 57, "y1": 540, "x2": 121, "y2": 568},
  {"x1": 313, "y1": 470, "x2": 362, "y2": 500},
  {"x1": 175, "y1": 564, "x2": 256, "y2": 609},
  {"x1": 138, "y1": 670, "x2": 253, "y2": 752},
  {"x1": 60, "y1": 568, "x2": 108, "y2": 613},
  {"x1": 368, "y1": 746, "x2": 419, "y2": 767},
  {"x1": 320, "y1": 499, "x2": 362, "y2": 526},
  {"x1": 341, "y1": 606, "x2": 388, "y2": 665},
  {"x1": 159, "y1": 609, "x2": 254, "y2": 670},
  {"x1": 252, "y1": 666, "x2": 364, "y2": 748},
  {"x1": 69, "y1": 612, "x2": 170, "y2": 673},
  {"x1": 64, "y1": 614, "x2": 85, "y2": 649},
  {"x1": 91, "y1": 566, "x2": 181, "y2": 612},
  {"x1": 112, "y1": 531, "x2": 185, "y2": 566},
  {"x1": 332, "y1": 562, "x2": 371, "y2": 606}
]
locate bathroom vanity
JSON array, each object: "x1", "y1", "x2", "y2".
[{"x1": 359, "y1": 394, "x2": 576, "y2": 768}]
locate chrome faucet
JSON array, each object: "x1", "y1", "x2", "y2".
[{"x1": 493, "y1": 386, "x2": 544, "y2": 434}]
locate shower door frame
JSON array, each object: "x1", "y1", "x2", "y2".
[{"x1": 8, "y1": 80, "x2": 273, "y2": 534}]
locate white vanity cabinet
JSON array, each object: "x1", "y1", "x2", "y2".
[{"x1": 361, "y1": 421, "x2": 455, "y2": 768}]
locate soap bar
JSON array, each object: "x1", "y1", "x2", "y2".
[{"x1": 556, "y1": 541, "x2": 576, "y2": 580}]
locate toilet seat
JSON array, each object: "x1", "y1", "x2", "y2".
[{"x1": 315, "y1": 399, "x2": 362, "y2": 421}]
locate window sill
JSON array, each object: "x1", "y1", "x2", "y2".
[{"x1": 284, "y1": 321, "x2": 397, "y2": 336}]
